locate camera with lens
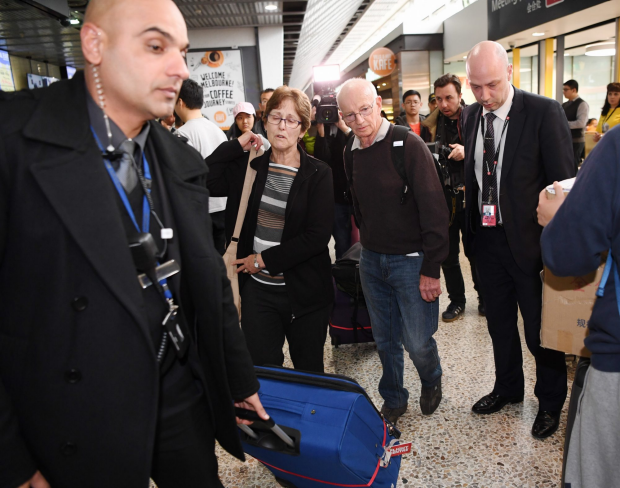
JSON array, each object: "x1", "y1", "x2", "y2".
[
  {"x1": 426, "y1": 140, "x2": 465, "y2": 191},
  {"x1": 312, "y1": 91, "x2": 339, "y2": 124},
  {"x1": 312, "y1": 65, "x2": 342, "y2": 125}
]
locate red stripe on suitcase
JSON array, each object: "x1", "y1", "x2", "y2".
[
  {"x1": 253, "y1": 421, "x2": 387, "y2": 487},
  {"x1": 329, "y1": 322, "x2": 372, "y2": 331}
]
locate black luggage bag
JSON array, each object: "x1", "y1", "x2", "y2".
[{"x1": 330, "y1": 243, "x2": 374, "y2": 346}]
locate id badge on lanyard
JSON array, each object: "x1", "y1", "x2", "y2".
[
  {"x1": 479, "y1": 115, "x2": 509, "y2": 228},
  {"x1": 481, "y1": 202, "x2": 497, "y2": 227}
]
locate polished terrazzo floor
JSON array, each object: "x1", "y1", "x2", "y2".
[{"x1": 216, "y1": 244, "x2": 577, "y2": 487}]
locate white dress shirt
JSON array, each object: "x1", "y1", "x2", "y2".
[{"x1": 474, "y1": 85, "x2": 514, "y2": 223}]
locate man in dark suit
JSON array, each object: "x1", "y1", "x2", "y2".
[
  {"x1": 0, "y1": 1, "x2": 266, "y2": 487},
  {"x1": 462, "y1": 41, "x2": 574, "y2": 439}
]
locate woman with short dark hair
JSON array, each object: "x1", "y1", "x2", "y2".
[{"x1": 206, "y1": 86, "x2": 334, "y2": 373}]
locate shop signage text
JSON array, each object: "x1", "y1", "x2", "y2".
[{"x1": 488, "y1": 0, "x2": 608, "y2": 41}]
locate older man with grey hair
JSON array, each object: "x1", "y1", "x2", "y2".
[
  {"x1": 338, "y1": 78, "x2": 449, "y2": 424},
  {"x1": 461, "y1": 41, "x2": 574, "y2": 439}
]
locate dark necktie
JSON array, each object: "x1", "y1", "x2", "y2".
[
  {"x1": 482, "y1": 113, "x2": 497, "y2": 204},
  {"x1": 114, "y1": 139, "x2": 139, "y2": 193}
]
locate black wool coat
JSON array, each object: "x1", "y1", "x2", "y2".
[
  {"x1": 206, "y1": 140, "x2": 335, "y2": 317},
  {"x1": 0, "y1": 73, "x2": 258, "y2": 488}
]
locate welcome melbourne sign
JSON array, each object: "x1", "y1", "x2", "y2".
[{"x1": 488, "y1": 0, "x2": 609, "y2": 41}]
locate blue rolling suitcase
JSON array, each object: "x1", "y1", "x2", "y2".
[{"x1": 237, "y1": 366, "x2": 407, "y2": 488}]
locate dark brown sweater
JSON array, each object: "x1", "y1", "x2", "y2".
[{"x1": 350, "y1": 124, "x2": 449, "y2": 278}]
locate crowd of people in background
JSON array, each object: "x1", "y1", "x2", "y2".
[{"x1": 155, "y1": 40, "x2": 616, "y2": 488}]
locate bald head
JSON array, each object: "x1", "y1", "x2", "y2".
[
  {"x1": 466, "y1": 41, "x2": 509, "y2": 72},
  {"x1": 465, "y1": 41, "x2": 513, "y2": 112},
  {"x1": 84, "y1": 0, "x2": 185, "y2": 38},
  {"x1": 337, "y1": 78, "x2": 377, "y2": 107},
  {"x1": 81, "y1": 0, "x2": 189, "y2": 137}
]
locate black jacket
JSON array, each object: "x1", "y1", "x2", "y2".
[
  {"x1": 395, "y1": 113, "x2": 431, "y2": 142},
  {"x1": 206, "y1": 140, "x2": 335, "y2": 317},
  {"x1": 0, "y1": 74, "x2": 258, "y2": 488},
  {"x1": 462, "y1": 87, "x2": 575, "y2": 275},
  {"x1": 314, "y1": 127, "x2": 353, "y2": 205}
]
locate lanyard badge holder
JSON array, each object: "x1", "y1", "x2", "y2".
[
  {"x1": 480, "y1": 115, "x2": 509, "y2": 228},
  {"x1": 91, "y1": 128, "x2": 189, "y2": 360}
]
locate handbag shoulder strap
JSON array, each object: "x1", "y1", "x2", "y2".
[{"x1": 231, "y1": 146, "x2": 264, "y2": 241}]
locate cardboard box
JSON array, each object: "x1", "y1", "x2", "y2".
[{"x1": 540, "y1": 263, "x2": 605, "y2": 357}]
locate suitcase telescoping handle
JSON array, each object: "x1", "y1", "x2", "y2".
[{"x1": 235, "y1": 407, "x2": 295, "y2": 448}]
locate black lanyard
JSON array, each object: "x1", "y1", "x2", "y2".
[
  {"x1": 480, "y1": 114, "x2": 510, "y2": 177},
  {"x1": 603, "y1": 106, "x2": 618, "y2": 126}
]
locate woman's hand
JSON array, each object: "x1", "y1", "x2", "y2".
[
  {"x1": 237, "y1": 131, "x2": 264, "y2": 152},
  {"x1": 232, "y1": 254, "x2": 265, "y2": 274},
  {"x1": 593, "y1": 132, "x2": 602, "y2": 142}
]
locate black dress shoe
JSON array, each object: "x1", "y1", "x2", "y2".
[
  {"x1": 531, "y1": 410, "x2": 561, "y2": 439},
  {"x1": 471, "y1": 392, "x2": 524, "y2": 414}
]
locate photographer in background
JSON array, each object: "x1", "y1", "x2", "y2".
[
  {"x1": 314, "y1": 109, "x2": 353, "y2": 259},
  {"x1": 424, "y1": 74, "x2": 482, "y2": 321}
]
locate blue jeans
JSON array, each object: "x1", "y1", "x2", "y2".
[{"x1": 359, "y1": 248, "x2": 442, "y2": 408}]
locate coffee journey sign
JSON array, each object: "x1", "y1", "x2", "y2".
[{"x1": 488, "y1": 0, "x2": 609, "y2": 41}]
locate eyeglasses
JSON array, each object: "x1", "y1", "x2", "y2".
[
  {"x1": 266, "y1": 114, "x2": 302, "y2": 129},
  {"x1": 404, "y1": 100, "x2": 421, "y2": 106},
  {"x1": 343, "y1": 102, "x2": 374, "y2": 123}
]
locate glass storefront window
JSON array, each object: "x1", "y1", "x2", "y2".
[{"x1": 564, "y1": 54, "x2": 613, "y2": 120}]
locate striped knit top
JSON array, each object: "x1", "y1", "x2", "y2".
[{"x1": 252, "y1": 162, "x2": 298, "y2": 285}]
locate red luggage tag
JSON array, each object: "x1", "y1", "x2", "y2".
[
  {"x1": 389, "y1": 442, "x2": 412, "y2": 456},
  {"x1": 380, "y1": 439, "x2": 412, "y2": 467}
]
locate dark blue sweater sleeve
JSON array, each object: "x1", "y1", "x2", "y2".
[{"x1": 541, "y1": 126, "x2": 620, "y2": 276}]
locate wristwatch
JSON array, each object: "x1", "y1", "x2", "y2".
[{"x1": 254, "y1": 254, "x2": 260, "y2": 269}]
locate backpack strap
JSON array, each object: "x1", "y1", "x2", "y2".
[
  {"x1": 390, "y1": 125, "x2": 410, "y2": 204},
  {"x1": 344, "y1": 125, "x2": 410, "y2": 205},
  {"x1": 343, "y1": 134, "x2": 355, "y2": 202}
]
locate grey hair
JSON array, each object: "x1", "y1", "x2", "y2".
[{"x1": 336, "y1": 78, "x2": 378, "y2": 107}]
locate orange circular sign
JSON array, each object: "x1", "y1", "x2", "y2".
[
  {"x1": 214, "y1": 111, "x2": 227, "y2": 124},
  {"x1": 369, "y1": 48, "x2": 396, "y2": 77}
]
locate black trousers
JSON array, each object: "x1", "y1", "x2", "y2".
[
  {"x1": 151, "y1": 397, "x2": 224, "y2": 487},
  {"x1": 572, "y1": 142, "x2": 585, "y2": 173},
  {"x1": 240, "y1": 277, "x2": 329, "y2": 372},
  {"x1": 211, "y1": 210, "x2": 226, "y2": 256},
  {"x1": 442, "y1": 203, "x2": 480, "y2": 306},
  {"x1": 475, "y1": 225, "x2": 567, "y2": 411}
]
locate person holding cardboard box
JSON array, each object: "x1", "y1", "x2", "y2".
[
  {"x1": 462, "y1": 41, "x2": 575, "y2": 439},
  {"x1": 539, "y1": 125, "x2": 620, "y2": 488}
]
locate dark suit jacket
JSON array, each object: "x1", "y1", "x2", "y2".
[
  {"x1": 206, "y1": 140, "x2": 335, "y2": 318},
  {"x1": 462, "y1": 87, "x2": 575, "y2": 275},
  {"x1": 0, "y1": 74, "x2": 258, "y2": 488}
]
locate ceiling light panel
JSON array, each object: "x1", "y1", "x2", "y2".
[
  {"x1": 288, "y1": 0, "x2": 364, "y2": 89},
  {"x1": 326, "y1": 0, "x2": 410, "y2": 73}
]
